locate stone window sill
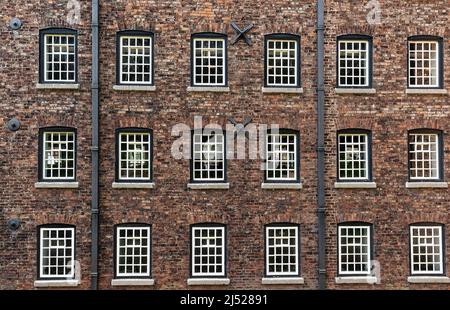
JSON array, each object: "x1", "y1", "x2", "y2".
[
  {"x1": 112, "y1": 182, "x2": 155, "y2": 189},
  {"x1": 407, "y1": 276, "x2": 450, "y2": 284},
  {"x1": 335, "y1": 276, "x2": 378, "y2": 284},
  {"x1": 187, "y1": 183, "x2": 230, "y2": 190},
  {"x1": 261, "y1": 277, "x2": 305, "y2": 285},
  {"x1": 113, "y1": 85, "x2": 156, "y2": 91},
  {"x1": 187, "y1": 86, "x2": 230, "y2": 93},
  {"x1": 406, "y1": 89, "x2": 448, "y2": 95},
  {"x1": 187, "y1": 278, "x2": 230, "y2": 286},
  {"x1": 35, "y1": 182, "x2": 79, "y2": 189},
  {"x1": 334, "y1": 182, "x2": 377, "y2": 189},
  {"x1": 261, "y1": 183, "x2": 303, "y2": 190},
  {"x1": 262, "y1": 87, "x2": 303, "y2": 94},
  {"x1": 34, "y1": 279, "x2": 80, "y2": 288},
  {"x1": 335, "y1": 88, "x2": 376, "y2": 94},
  {"x1": 111, "y1": 278, "x2": 155, "y2": 286},
  {"x1": 406, "y1": 182, "x2": 448, "y2": 189},
  {"x1": 36, "y1": 83, "x2": 80, "y2": 90}
]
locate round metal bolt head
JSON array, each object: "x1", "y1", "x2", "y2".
[{"x1": 7, "y1": 118, "x2": 21, "y2": 131}]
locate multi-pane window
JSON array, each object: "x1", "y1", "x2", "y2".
[
  {"x1": 117, "y1": 129, "x2": 152, "y2": 182},
  {"x1": 265, "y1": 225, "x2": 299, "y2": 276},
  {"x1": 118, "y1": 32, "x2": 153, "y2": 85},
  {"x1": 408, "y1": 38, "x2": 441, "y2": 88},
  {"x1": 39, "y1": 128, "x2": 76, "y2": 181},
  {"x1": 337, "y1": 132, "x2": 370, "y2": 181},
  {"x1": 337, "y1": 37, "x2": 371, "y2": 87},
  {"x1": 192, "y1": 34, "x2": 226, "y2": 86},
  {"x1": 266, "y1": 131, "x2": 298, "y2": 182},
  {"x1": 410, "y1": 225, "x2": 444, "y2": 275},
  {"x1": 338, "y1": 224, "x2": 372, "y2": 275},
  {"x1": 191, "y1": 225, "x2": 226, "y2": 277},
  {"x1": 192, "y1": 132, "x2": 225, "y2": 182},
  {"x1": 116, "y1": 225, "x2": 151, "y2": 278},
  {"x1": 38, "y1": 226, "x2": 75, "y2": 279},
  {"x1": 265, "y1": 35, "x2": 300, "y2": 87},
  {"x1": 40, "y1": 29, "x2": 77, "y2": 83},
  {"x1": 408, "y1": 131, "x2": 441, "y2": 180}
]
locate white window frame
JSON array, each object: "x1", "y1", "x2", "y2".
[
  {"x1": 39, "y1": 226, "x2": 75, "y2": 279},
  {"x1": 408, "y1": 132, "x2": 440, "y2": 181},
  {"x1": 191, "y1": 226, "x2": 226, "y2": 277},
  {"x1": 266, "y1": 132, "x2": 298, "y2": 182},
  {"x1": 192, "y1": 37, "x2": 226, "y2": 86},
  {"x1": 338, "y1": 225, "x2": 372, "y2": 276},
  {"x1": 338, "y1": 133, "x2": 369, "y2": 181},
  {"x1": 265, "y1": 225, "x2": 300, "y2": 277},
  {"x1": 338, "y1": 40, "x2": 370, "y2": 87},
  {"x1": 192, "y1": 132, "x2": 225, "y2": 182},
  {"x1": 41, "y1": 130, "x2": 76, "y2": 181},
  {"x1": 115, "y1": 225, "x2": 151, "y2": 278},
  {"x1": 119, "y1": 35, "x2": 153, "y2": 85},
  {"x1": 408, "y1": 41, "x2": 440, "y2": 88},
  {"x1": 43, "y1": 34, "x2": 76, "y2": 83},
  {"x1": 266, "y1": 38, "x2": 299, "y2": 87},
  {"x1": 410, "y1": 225, "x2": 444, "y2": 275},
  {"x1": 118, "y1": 131, "x2": 152, "y2": 181}
]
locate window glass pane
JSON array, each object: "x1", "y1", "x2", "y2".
[
  {"x1": 118, "y1": 132, "x2": 152, "y2": 181},
  {"x1": 40, "y1": 227, "x2": 75, "y2": 278},
  {"x1": 266, "y1": 226, "x2": 299, "y2": 276},
  {"x1": 266, "y1": 133, "x2": 298, "y2": 181},
  {"x1": 266, "y1": 38, "x2": 298, "y2": 86},
  {"x1": 116, "y1": 226, "x2": 151, "y2": 277},
  {"x1": 338, "y1": 225, "x2": 371, "y2": 275},
  {"x1": 192, "y1": 226, "x2": 225, "y2": 276},
  {"x1": 42, "y1": 131, "x2": 75, "y2": 180},
  {"x1": 410, "y1": 226, "x2": 443, "y2": 274},
  {"x1": 192, "y1": 133, "x2": 225, "y2": 181},
  {"x1": 44, "y1": 34, "x2": 76, "y2": 82},
  {"x1": 408, "y1": 133, "x2": 439, "y2": 180},
  {"x1": 337, "y1": 40, "x2": 369, "y2": 87},
  {"x1": 120, "y1": 35, "x2": 153, "y2": 85},
  {"x1": 193, "y1": 38, "x2": 226, "y2": 86},
  {"x1": 408, "y1": 41, "x2": 439, "y2": 87},
  {"x1": 337, "y1": 133, "x2": 369, "y2": 180}
]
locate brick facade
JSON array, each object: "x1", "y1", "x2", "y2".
[{"x1": 0, "y1": 0, "x2": 448, "y2": 290}]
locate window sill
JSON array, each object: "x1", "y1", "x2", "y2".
[
  {"x1": 262, "y1": 87, "x2": 303, "y2": 94},
  {"x1": 261, "y1": 183, "x2": 303, "y2": 190},
  {"x1": 111, "y1": 278, "x2": 155, "y2": 286},
  {"x1": 187, "y1": 278, "x2": 230, "y2": 286},
  {"x1": 187, "y1": 183, "x2": 230, "y2": 190},
  {"x1": 261, "y1": 277, "x2": 304, "y2": 285},
  {"x1": 113, "y1": 85, "x2": 156, "y2": 92},
  {"x1": 187, "y1": 86, "x2": 230, "y2": 93},
  {"x1": 406, "y1": 89, "x2": 448, "y2": 95},
  {"x1": 34, "y1": 279, "x2": 80, "y2": 288},
  {"x1": 334, "y1": 182, "x2": 377, "y2": 189},
  {"x1": 405, "y1": 182, "x2": 448, "y2": 189},
  {"x1": 35, "y1": 182, "x2": 79, "y2": 189},
  {"x1": 112, "y1": 182, "x2": 155, "y2": 189},
  {"x1": 335, "y1": 276, "x2": 378, "y2": 284},
  {"x1": 335, "y1": 88, "x2": 376, "y2": 94},
  {"x1": 407, "y1": 276, "x2": 450, "y2": 284},
  {"x1": 36, "y1": 83, "x2": 80, "y2": 90}
]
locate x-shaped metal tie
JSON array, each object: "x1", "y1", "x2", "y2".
[{"x1": 231, "y1": 22, "x2": 254, "y2": 45}]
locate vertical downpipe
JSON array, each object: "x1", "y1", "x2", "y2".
[
  {"x1": 90, "y1": 0, "x2": 100, "y2": 290},
  {"x1": 316, "y1": 0, "x2": 326, "y2": 290}
]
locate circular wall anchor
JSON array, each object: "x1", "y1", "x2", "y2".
[
  {"x1": 9, "y1": 18, "x2": 23, "y2": 30},
  {"x1": 7, "y1": 118, "x2": 21, "y2": 131},
  {"x1": 7, "y1": 219, "x2": 21, "y2": 231}
]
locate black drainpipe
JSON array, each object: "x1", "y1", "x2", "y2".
[
  {"x1": 90, "y1": 0, "x2": 100, "y2": 290},
  {"x1": 316, "y1": 0, "x2": 326, "y2": 290}
]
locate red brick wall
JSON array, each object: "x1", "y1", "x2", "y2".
[{"x1": 0, "y1": 0, "x2": 448, "y2": 290}]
